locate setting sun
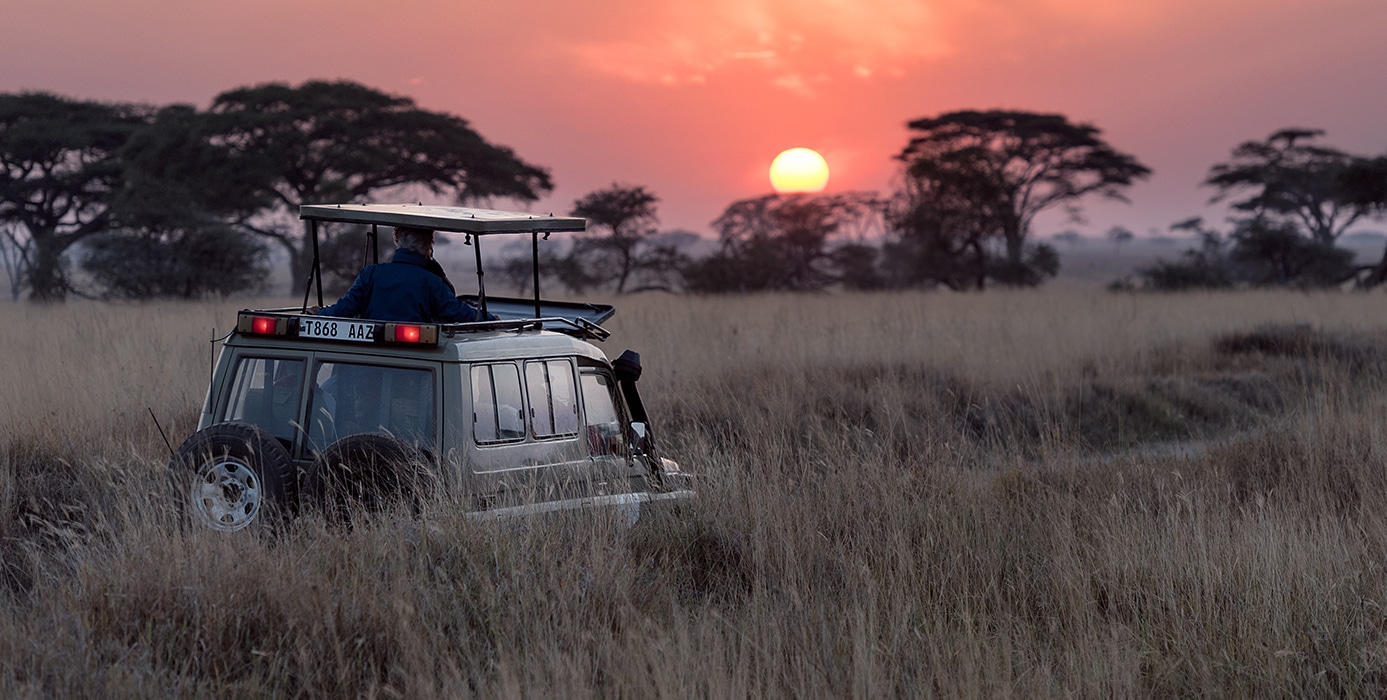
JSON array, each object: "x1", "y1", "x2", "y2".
[{"x1": 769, "y1": 148, "x2": 830, "y2": 194}]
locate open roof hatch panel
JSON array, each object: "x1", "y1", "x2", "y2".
[{"x1": 458, "y1": 294, "x2": 615, "y2": 326}]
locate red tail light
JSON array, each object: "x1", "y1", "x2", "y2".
[
  {"x1": 238, "y1": 313, "x2": 287, "y2": 336},
  {"x1": 382, "y1": 322, "x2": 438, "y2": 346}
]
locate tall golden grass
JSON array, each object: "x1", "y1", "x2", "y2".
[{"x1": 5, "y1": 289, "x2": 1387, "y2": 696}]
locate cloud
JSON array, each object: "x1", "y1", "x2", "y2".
[
  {"x1": 566, "y1": 0, "x2": 949, "y2": 91},
  {"x1": 561, "y1": 0, "x2": 1213, "y2": 93}
]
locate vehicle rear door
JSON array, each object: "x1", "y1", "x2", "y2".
[{"x1": 298, "y1": 350, "x2": 441, "y2": 460}]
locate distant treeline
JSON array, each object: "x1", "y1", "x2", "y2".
[
  {"x1": 0, "y1": 81, "x2": 551, "y2": 301},
  {"x1": 3, "y1": 82, "x2": 1386, "y2": 301}
]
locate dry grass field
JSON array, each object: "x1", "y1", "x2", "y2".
[{"x1": 6, "y1": 289, "x2": 1387, "y2": 696}]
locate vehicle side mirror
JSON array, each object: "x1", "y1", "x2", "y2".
[{"x1": 630, "y1": 421, "x2": 648, "y2": 453}]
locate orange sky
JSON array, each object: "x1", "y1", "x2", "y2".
[{"x1": 3, "y1": 0, "x2": 1385, "y2": 239}]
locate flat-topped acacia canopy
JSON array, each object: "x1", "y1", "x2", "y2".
[
  {"x1": 299, "y1": 203, "x2": 587, "y2": 235},
  {"x1": 297, "y1": 203, "x2": 588, "y2": 319}
]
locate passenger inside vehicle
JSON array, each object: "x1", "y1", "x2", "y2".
[{"x1": 313, "y1": 226, "x2": 493, "y2": 323}]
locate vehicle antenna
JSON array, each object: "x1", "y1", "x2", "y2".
[{"x1": 148, "y1": 407, "x2": 175, "y2": 459}]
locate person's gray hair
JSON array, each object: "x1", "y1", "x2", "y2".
[{"x1": 393, "y1": 226, "x2": 435, "y2": 254}]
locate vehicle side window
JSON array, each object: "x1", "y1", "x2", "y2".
[
  {"x1": 472, "y1": 363, "x2": 525, "y2": 444},
  {"x1": 307, "y1": 362, "x2": 435, "y2": 453},
  {"x1": 526, "y1": 360, "x2": 578, "y2": 438},
  {"x1": 580, "y1": 371, "x2": 626, "y2": 456},
  {"x1": 223, "y1": 357, "x2": 304, "y2": 443}
]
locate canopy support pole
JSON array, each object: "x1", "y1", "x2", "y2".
[
  {"x1": 302, "y1": 219, "x2": 324, "y2": 311},
  {"x1": 473, "y1": 234, "x2": 488, "y2": 318},
  {"x1": 312, "y1": 219, "x2": 323, "y2": 307},
  {"x1": 532, "y1": 231, "x2": 542, "y2": 320}
]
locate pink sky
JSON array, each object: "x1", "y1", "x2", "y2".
[{"x1": 3, "y1": 0, "x2": 1385, "y2": 239}]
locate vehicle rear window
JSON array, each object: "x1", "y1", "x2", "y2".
[
  {"x1": 306, "y1": 362, "x2": 435, "y2": 452},
  {"x1": 223, "y1": 357, "x2": 305, "y2": 443},
  {"x1": 472, "y1": 363, "x2": 525, "y2": 444},
  {"x1": 526, "y1": 360, "x2": 578, "y2": 438}
]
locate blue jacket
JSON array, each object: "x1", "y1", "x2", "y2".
[{"x1": 318, "y1": 249, "x2": 486, "y2": 323}]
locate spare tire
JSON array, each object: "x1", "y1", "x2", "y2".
[
  {"x1": 168, "y1": 423, "x2": 297, "y2": 532},
  {"x1": 306, "y1": 433, "x2": 437, "y2": 524}
]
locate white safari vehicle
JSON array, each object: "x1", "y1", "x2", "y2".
[{"x1": 169, "y1": 203, "x2": 694, "y2": 531}]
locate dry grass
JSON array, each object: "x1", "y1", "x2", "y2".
[{"x1": 5, "y1": 290, "x2": 1387, "y2": 696}]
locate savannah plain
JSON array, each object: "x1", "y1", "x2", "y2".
[{"x1": 5, "y1": 287, "x2": 1387, "y2": 696}]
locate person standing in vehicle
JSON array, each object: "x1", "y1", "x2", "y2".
[{"x1": 313, "y1": 226, "x2": 493, "y2": 323}]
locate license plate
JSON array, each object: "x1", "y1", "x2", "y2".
[{"x1": 298, "y1": 318, "x2": 375, "y2": 342}]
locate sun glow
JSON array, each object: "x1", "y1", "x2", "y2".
[{"x1": 769, "y1": 148, "x2": 830, "y2": 194}]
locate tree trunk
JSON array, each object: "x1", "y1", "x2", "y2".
[
  {"x1": 27, "y1": 234, "x2": 70, "y2": 302},
  {"x1": 969, "y1": 240, "x2": 987, "y2": 290},
  {"x1": 615, "y1": 246, "x2": 633, "y2": 294},
  {"x1": 288, "y1": 223, "x2": 313, "y2": 298},
  {"x1": 1004, "y1": 227, "x2": 1025, "y2": 269}
]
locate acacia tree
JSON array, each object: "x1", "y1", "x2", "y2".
[
  {"x1": 205, "y1": 80, "x2": 554, "y2": 287},
  {"x1": 1205, "y1": 128, "x2": 1369, "y2": 245},
  {"x1": 687, "y1": 192, "x2": 880, "y2": 293},
  {"x1": 0, "y1": 92, "x2": 144, "y2": 300},
  {"x1": 883, "y1": 162, "x2": 1008, "y2": 290},
  {"x1": 1107, "y1": 225, "x2": 1134, "y2": 255},
  {"x1": 569, "y1": 184, "x2": 661, "y2": 293},
  {"x1": 498, "y1": 185, "x2": 689, "y2": 295},
  {"x1": 897, "y1": 110, "x2": 1150, "y2": 286}
]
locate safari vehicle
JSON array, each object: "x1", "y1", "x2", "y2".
[{"x1": 169, "y1": 203, "x2": 694, "y2": 532}]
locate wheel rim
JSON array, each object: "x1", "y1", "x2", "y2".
[{"x1": 190, "y1": 457, "x2": 262, "y2": 532}]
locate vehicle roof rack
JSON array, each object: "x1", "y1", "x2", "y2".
[{"x1": 298, "y1": 203, "x2": 587, "y2": 321}]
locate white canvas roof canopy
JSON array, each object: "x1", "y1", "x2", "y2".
[{"x1": 299, "y1": 203, "x2": 587, "y2": 322}]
